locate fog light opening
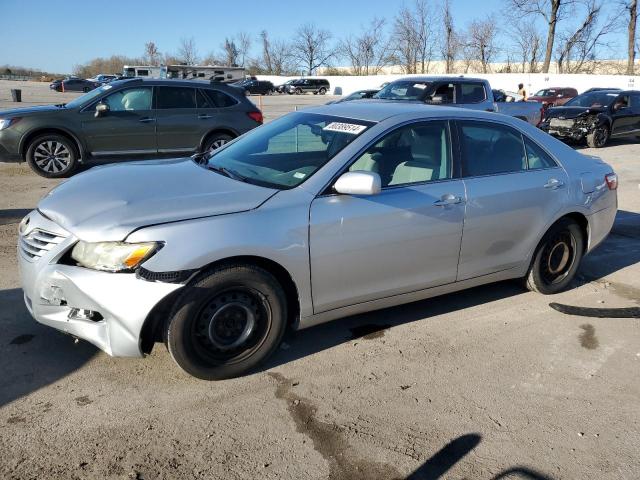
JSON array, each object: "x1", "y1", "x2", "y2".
[
  {"x1": 68, "y1": 308, "x2": 104, "y2": 322},
  {"x1": 40, "y1": 285, "x2": 67, "y2": 306}
]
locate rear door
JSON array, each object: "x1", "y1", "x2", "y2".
[
  {"x1": 456, "y1": 82, "x2": 492, "y2": 111},
  {"x1": 155, "y1": 86, "x2": 201, "y2": 154},
  {"x1": 610, "y1": 94, "x2": 633, "y2": 137},
  {"x1": 456, "y1": 120, "x2": 569, "y2": 280},
  {"x1": 81, "y1": 86, "x2": 156, "y2": 156}
]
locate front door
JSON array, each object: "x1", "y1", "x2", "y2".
[
  {"x1": 81, "y1": 86, "x2": 156, "y2": 156},
  {"x1": 309, "y1": 120, "x2": 465, "y2": 313},
  {"x1": 155, "y1": 86, "x2": 203, "y2": 155},
  {"x1": 455, "y1": 120, "x2": 569, "y2": 280},
  {"x1": 610, "y1": 94, "x2": 633, "y2": 137}
]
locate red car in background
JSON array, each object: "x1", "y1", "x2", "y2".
[{"x1": 528, "y1": 87, "x2": 578, "y2": 107}]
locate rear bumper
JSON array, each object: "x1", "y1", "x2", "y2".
[{"x1": 18, "y1": 210, "x2": 182, "y2": 357}]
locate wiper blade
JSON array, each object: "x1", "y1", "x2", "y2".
[{"x1": 207, "y1": 164, "x2": 247, "y2": 182}]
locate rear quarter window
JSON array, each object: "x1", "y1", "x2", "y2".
[
  {"x1": 459, "y1": 83, "x2": 487, "y2": 104},
  {"x1": 202, "y1": 89, "x2": 238, "y2": 108}
]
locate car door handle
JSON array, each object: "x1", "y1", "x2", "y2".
[
  {"x1": 198, "y1": 114, "x2": 212, "y2": 119},
  {"x1": 139, "y1": 117, "x2": 155, "y2": 123},
  {"x1": 544, "y1": 178, "x2": 565, "y2": 189},
  {"x1": 434, "y1": 194, "x2": 463, "y2": 206}
]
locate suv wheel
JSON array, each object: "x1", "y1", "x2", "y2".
[
  {"x1": 318, "y1": 87, "x2": 327, "y2": 95},
  {"x1": 166, "y1": 265, "x2": 288, "y2": 380},
  {"x1": 524, "y1": 218, "x2": 584, "y2": 294},
  {"x1": 586, "y1": 125, "x2": 609, "y2": 148},
  {"x1": 295, "y1": 87, "x2": 302, "y2": 95},
  {"x1": 204, "y1": 133, "x2": 233, "y2": 153},
  {"x1": 26, "y1": 134, "x2": 78, "y2": 178}
]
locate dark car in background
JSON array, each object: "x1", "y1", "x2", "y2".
[
  {"x1": 0, "y1": 78, "x2": 263, "y2": 177},
  {"x1": 275, "y1": 79, "x2": 295, "y2": 93},
  {"x1": 287, "y1": 78, "x2": 330, "y2": 95},
  {"x1": 50, "y1": 78, "x2": 100, "y2": 93},
  {"x1": 235, "y1": 79, "x2": 274, "y2": 95},
  {"x1": 528, "y1": 87, "x2": 578, "y2": 108},
  {"x1": 540, "y1": 89, "x2": 640, "y2": 148}
]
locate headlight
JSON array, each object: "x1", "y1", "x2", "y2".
[
  {"x1": 0, "y1": 118, "x2": 19, "y2": 130},
  {"x1": 71, "y1": 241, "x2": 161, "y2": 272}
]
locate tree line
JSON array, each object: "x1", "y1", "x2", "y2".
[{"x1": 73, "y1": 0, "x2": 638, "y2": 79}]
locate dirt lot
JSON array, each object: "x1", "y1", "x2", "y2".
[{"x1": 0, "y1": 81, "x2": 639, "y2": 480}]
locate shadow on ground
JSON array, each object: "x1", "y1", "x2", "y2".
[{"x1": 0, "y1": 288, "x2": 96, "y2": 408}]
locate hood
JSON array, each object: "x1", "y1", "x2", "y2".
[
  {"x1": 528, "y1": 95, "x2": 552, "y2": 102},
  {"x1": 544, "y1": 105, "x2": 605, "y2": 120},
  {"x1": 0, "y1": 104, "x2": 66, "y2": 117},
  {"x1": 38, "y1": 158, "x2": 278, "y2": 242}
]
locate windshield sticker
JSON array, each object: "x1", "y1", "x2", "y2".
[
  {"x1": 413, "y1": 83, "x2": 427, "y2": 89},
  {"x1": 323, "y1": 122, "x2": 367, "y2": 135},
  {"x1": 293, "y1": 172, "x2": 307, "y2": 179},
  {"x1": 102, "y1": 85, "x2": 113, "y2": 90},
  {"x1": 606, "y1": 93, "x2": 617, "y2": 96}
]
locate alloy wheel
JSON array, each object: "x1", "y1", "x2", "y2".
[{"x1": 32, "y1": 140, "x2": 71, "y2": 173}]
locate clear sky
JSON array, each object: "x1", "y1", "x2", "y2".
[{"x1": 0, "y1": 0, "x2": 627, "y2": 74}]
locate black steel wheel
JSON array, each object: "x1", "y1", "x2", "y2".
[
  {"x1": 166, "y1": 264, "x2": 288, "y2": 380},
  {"x1": 525, "y1": 218, "x2": 584, "y2": 294}
]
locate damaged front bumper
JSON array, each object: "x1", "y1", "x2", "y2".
[
  {"x1": 540, "y1": 118, "x2": 595, "y2": 140},
  {"x1": 18, "y1": 210, "x2": 182, "y2": 357}
]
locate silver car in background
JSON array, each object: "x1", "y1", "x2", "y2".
[{"x1": 18, "y1": 102, "x2": 618, "y2": 380}]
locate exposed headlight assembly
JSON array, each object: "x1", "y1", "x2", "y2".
[{"x1": 71, "y1": 241, "x2": 162, "y2": 272}]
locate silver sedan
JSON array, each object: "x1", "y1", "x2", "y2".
[{"x1": 18, "y1": 102, "x2": 618, "y2": 379}]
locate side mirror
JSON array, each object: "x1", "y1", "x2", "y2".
[
  {"x1": 95, "y1": 102, "x2": 109, "y2": 117},
  {"x1": 334, "y1": 171, "x2": 381, "y2": 196}
]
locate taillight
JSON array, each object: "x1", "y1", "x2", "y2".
[
  {"x1": 605, "y1": 173, "x2": 618, "y2": 190},
  {"x1": 247, "y1": 111, "x2": 263, "y2": 124}
]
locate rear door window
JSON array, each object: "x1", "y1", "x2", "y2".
[
  {"x1": 459, "y1": 121, "x2": 526, "y2": 176},
  {"x1": 156, "y1": 87, "x2": 196, "y2": 109},
  {"x1": 458, "y1": 83, "x2": 487, "y2": 104}
]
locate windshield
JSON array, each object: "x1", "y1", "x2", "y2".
[
  {"x1": 565, "y1": 92, "x2": 618, "y2": 108},
  {"x1": 534, "y1": 89, "x2": 557, "y2": 96},
  {"x1": 373, "y1": 81, "x2": 432, "y2": 101},
  {"x1": 64, "y1": 84, "x2": 114, "y2": 109},
  {"x1": 203, "y1": 112, "x2": 373, "y2": 189}
]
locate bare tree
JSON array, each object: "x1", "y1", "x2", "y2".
[
  {"x1": 392, "y1": 0, "x2": 437, "y2": 74},
  {"x1": 339, "y1": 17, "x2": 391, "y2": 75},
  {"x1": 177, "y1": 37, "x2": 199, "y2": 65},
  {"x1": 143, "y1": 41, "x2": 161, "y2": 65},
  {"x1": 507, "y1": 0, "x2": 578, "y2": 73},
  {"x1": 292, "y1": 23, "x2": 334, "y2": 74},
  {"x1": 509, "y1": 21, "x2": 543, "y2": 72},
  {"x1": 259, "y1": 30, "x2": 273, "y2": 73},
  {"x1": 255, "y1": 31, "x2": 294, "y2": 75},
  {"x1": 222, "y1": 38, "x2": 239, "y2": 66},
  {"x1": 465, "y1": 15, "x2": 501, "y2": 73},
  {"x1": 622, "y1": 0, "x2": 638, "y2": 74},
  {"x1": 236, "y1": 32, "x2": 252, "y2": 67},
  {"x1": 555, "y1": 0, "x2": 617, "y2": 73},
  {"x1": 441, "y1": 0, "x2": 459, "y2": 73}
]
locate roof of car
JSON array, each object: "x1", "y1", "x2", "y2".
[
  {"x1": 391, "y1": 76, "x2": 488, "y2": 83},
  {"x1": 108, "y1": 78, "x2": 238, "y2": 89},
  {"x1": 305, "y1": 99, "x2": 501, "y2": 123}
]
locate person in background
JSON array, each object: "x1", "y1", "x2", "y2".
[{"x1": 517, "y1": 83, "x2": 528, "y2": 101}]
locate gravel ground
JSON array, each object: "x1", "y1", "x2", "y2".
[{"x1": 0, "y1": 81, "x2": 639, "y2": 480}]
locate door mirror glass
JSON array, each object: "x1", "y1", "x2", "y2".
[
  {"x1": 95, "y1": 102, "x2": 109, "y2": 117},
  {"x1": 334, "y1": 171, "x2": 381, "y2": 196}
]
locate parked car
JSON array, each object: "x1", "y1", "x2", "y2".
[
  {"x1": 18, "y1": 102, "x2": 617, "y2": 380},
  {"x1": 328, "y1": 89, "x2": 380, "y2": 104},
  {"x1": 91, "y1": 74, "x2": 118, "y2": 85},
  {"x1": 0, "y1": 78, "x2": 263, "y2": 177},
  {"x1": 539, "y1": 89, "x2": 640, "y2": 148},
  {"x1": 287, "y1": 78, "x2": 330, "y2": 95},
  {"x1": 374, "y1": 77, "x2": 543, "y2": 125},
  {"x1": 528, "y1": 87, "x2": 578, "y2": 107},
  {"x1": 275, "y1": 79, "x2": 296, "y2": 93},
  {"x1": 49, "y1": 78, "x2": 100, "y2": 92},
  {"x1": 236, "y1": 79, "x2": 274, "y2": 95},
  {"x1": 583, "y1": 87, "x2": 622, "y2": 93},
  {"x1": 492, "y1": 89, "x2": 524, "y2": 103}
]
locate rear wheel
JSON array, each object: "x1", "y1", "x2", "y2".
[
  {"x1": 525, "y1": 219, "x2": 584, "y2": 294},
  {"x1": 26, "y1": 134, "x2": 78, "y2": 178},
  {"x1": 166, "y1": 265, "x2": 288, "y2": 380},
  {"x1": 586, "y1": 125, "x2": 609, "y2": 148},
  {"x1": 203, "y1": 133, "x2": 233, "y2": 153}
]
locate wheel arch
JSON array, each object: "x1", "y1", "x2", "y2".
[
  {"x1": 20, "y1": 127, "x2": 85, "y2": 160},
  {"x1": 531, "y1": 211, "x2": 589, "y2": 262},
  {"x1": 138, "y1": 255, "x2": 300, "y2": 355}
]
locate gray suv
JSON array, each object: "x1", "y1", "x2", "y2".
[{"x1": 0, "y1": 78, "x2": 263, "y2": 177}]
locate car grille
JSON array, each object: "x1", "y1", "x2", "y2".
[{"x1": 19, "y1": 228, "x2": 68, "y2": 261}]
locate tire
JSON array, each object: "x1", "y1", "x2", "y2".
[
  {"x1": 166, "y1": 265, "x2": 288, "y2": 380},
  {"x1": 319, "y1": 87, "x2": 327, "y2": 95},
  {"x1": 203, "y1": 132, "x2": 233, "y2": 153},
  {"x1": 525, "y1": 218, "x2": 584, "y2": 295},
  {"x1": 26, "y1": 134, "x2": 78, "y2": 178},
  {"x1": 83, "y1": 87, "x2": 90, "y2": 93},
  {"x1": 295, "y1": 87, "x2": 302, "y2": 95},
  {"x1": 586, "y1": 125, "x2": 609, "y2": 148}
]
